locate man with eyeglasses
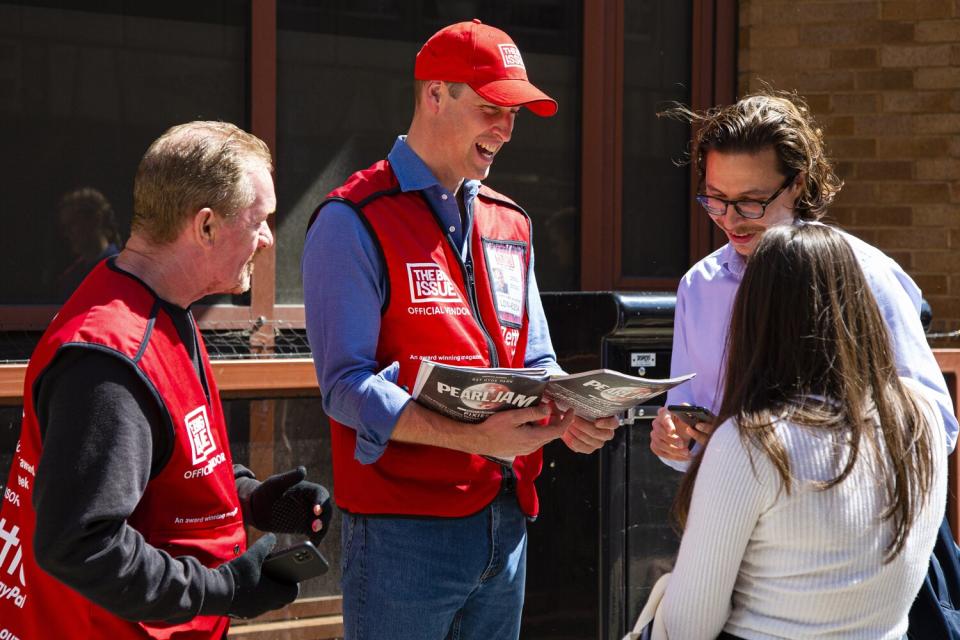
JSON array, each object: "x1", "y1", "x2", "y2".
[
  {"x1": 650, "y1": 88, "x2": 956, "y2": 467},
  {"x1": 652, "y1": 89, "x2": 959, "y2": 639}
]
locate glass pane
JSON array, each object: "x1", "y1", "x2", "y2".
[
  {"x1": 620, "y1": 0, "x2": 692, "y2": 278},
  {"x1": 0, "y1": 1, "x2": 249, "y2": 304},
  {"x1": 276, "y1": 0, "x2": 582, "y2": 303}
]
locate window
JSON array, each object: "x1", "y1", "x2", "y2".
[
  {"x1": 620, "y1": 0, "x2": 692, "y2": 279},
  {"x1": 0, "y1": 2, "x2": 249, "y2": 305}
]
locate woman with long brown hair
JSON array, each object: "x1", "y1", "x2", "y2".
[{"x1": 657, "y1": 224, "x2": 946, "y2": 639}]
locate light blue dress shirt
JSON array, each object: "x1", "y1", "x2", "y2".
[
  {"x1": 663, "y1": 223, "x2": 958, "y2": 472},
  {"x1": 302, "y1": 136, "x2": 562, "y2": 464}
]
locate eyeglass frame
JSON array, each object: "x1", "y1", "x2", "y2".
[{"x1": 695, "y1": 172, "x2": 799, "y2": 220}]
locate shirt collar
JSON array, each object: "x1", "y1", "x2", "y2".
[
  {"x1": 719, "y1": 242, "x2": 747, "y2": 279},
  {"x1": 387, "y1": 136, "x2": 481, "y2": 197}
]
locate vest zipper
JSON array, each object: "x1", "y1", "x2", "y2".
[{"x1": 461, "y1": 254, "x2": 500, "y2": 368}]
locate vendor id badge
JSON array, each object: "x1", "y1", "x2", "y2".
[{"x1": 482, "y1": 238, "x2": 527, "y2": 328}]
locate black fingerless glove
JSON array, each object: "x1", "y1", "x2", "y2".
[
  {"x1": 218, "y1": 533, "x2": 299, "y2": 619},
  {"x1": 248, "y1": 466, "x2": 332, "y2": 544}
]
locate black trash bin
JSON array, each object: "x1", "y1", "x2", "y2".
[{"x1": 523, "y1": 292, "x2": 684, "y2": 640}]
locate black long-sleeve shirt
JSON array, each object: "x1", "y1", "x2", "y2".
[{"x1": 31, "y1": 300, "x2": 257, "y2": 622}]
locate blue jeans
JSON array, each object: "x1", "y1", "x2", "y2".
[{"x1": 340, "y1": 492, "x2": 528, "y2": 640}]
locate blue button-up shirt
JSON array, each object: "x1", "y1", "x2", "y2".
[
  {"x1": 663, "y1": 223, "x2": 958, "y2": 472},
  {"x1": 302, "y1": 137, "x2": 562, "y2": 464}
]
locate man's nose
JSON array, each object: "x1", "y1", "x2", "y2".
[
  {"x1": 259, "y1": 221, "x2": 274, "y2": 249},
  {"x1": 496, "y1": 111, "x2": 515, "y2": 142},
  {"x1": 719, "y1": 202, "x2": 740, "y2": 226}
]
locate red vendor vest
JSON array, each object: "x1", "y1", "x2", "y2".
[
  {"x1": 0, "y1": 261, "x2": 245, "y2": 640},
  {"x1": 312, "y1": 160, "x2": 544, "y2": 518}
]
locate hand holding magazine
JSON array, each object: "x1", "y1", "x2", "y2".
[{"x1": 411, "y1": 359, "x2": 695, "y2": 424}]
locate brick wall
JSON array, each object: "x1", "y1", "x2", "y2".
[{"x1": 739, "y1": 1, "x2": 960, "y2": 340}]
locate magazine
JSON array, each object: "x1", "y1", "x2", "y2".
[{"x1": 411, "y1": 359, "x2": 695, "y2": 424}]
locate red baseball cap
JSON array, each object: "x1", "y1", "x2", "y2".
[{"x1": 414, "y1": 19, "x2": 558, "y2": 117}]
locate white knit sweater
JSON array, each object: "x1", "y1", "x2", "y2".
[{"x1": 659, "y1": 381, "x2": 946, "y2": 639}]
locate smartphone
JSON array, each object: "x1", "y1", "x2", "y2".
[
  {"x1": 666, "y1": 404, "x2": 716, "y2": 429},
  {"x1": 262, "y1": 541, "x2": 330, "y2": 583}
]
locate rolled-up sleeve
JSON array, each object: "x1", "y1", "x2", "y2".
[{"x1": 302, "y1": 201, "x2": 412, "y2": 464}]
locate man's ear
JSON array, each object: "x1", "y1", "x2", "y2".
[
  {"x1": 192, "y1": 207, "x2": 217, "y2": 248},
  {"x1": 424, "y1": 80, "x2": 443, "y2": 113},
  {"x1": 784, "y1": 171, "x2": 806, "y2": 209}
]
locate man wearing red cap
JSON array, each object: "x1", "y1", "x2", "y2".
[{"x1": 303, "y1": 19, "x2": 619, "y2": 640}]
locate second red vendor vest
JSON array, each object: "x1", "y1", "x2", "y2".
[
  {"x1": 314, "y1": 160, "x2": 544, "y2": 517},
  {"x1": 0, "y1": 261, "x2": 245, "y2": 640}
]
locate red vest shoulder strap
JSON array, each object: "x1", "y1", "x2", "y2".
[
  {"x1": 477, "y1": 185, "x2": 528, "y2": 216},
  {"x1": 306, "y1": 162, "x2": 405, "y2": 315},
  {"x1": 307, "y1": 159, "x2": 400, "y2": 233}
]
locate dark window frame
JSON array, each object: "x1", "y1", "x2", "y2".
[{"x1": 580, "y1": 0, "x2": 736, "y2": 291}]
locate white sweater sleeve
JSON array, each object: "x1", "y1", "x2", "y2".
[{"x1": 659, "y1": 420, "x2": 776, "y2": 639}]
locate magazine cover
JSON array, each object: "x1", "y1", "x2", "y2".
[
  {"x1": 412, "y1": 360, "x2": 550, "y2": 423},
  {"x1": 544, "y1": 370, "x2": 695, "y2": 420},
  {"x1": 412, "y1": 360, "x2": 694, "y2": 423}
]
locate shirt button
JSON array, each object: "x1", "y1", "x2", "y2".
[
  {"x1": 449, "y1": 226, "x2": 456, "y2": 233},
  {"x1": 441, "y1": 194, "x2": 448, "y2": 200},
  {"x1": 233, "y1": 544, "x2": 241, "y2": 555}
]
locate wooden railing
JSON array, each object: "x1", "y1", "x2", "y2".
[{"x1": 0, "y1": 358, "x2": 320, "y2": 406}]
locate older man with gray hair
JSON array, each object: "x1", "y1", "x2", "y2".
[{"x1": 0, "y1": 121, "x2": 330, "y2": 639}]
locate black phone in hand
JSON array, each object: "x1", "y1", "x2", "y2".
[
  {"x1": 262, "y1": 541, "x2": 329, "y2": 583},
  {"x1": 666, "y1": 404, "x2": 716, "y2": 428}
]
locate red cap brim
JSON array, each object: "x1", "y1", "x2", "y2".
[{"x1": 473, "y1": 79, "x2": 558, "y2": 117}]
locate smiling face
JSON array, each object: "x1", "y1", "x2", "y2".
[
  {"x1": 703, "y1": 147, "x2": 801, "y2": 256},
  {"x1": 211, "y1": 161, "x2": 276, "y2": 294},
  {"x1": 429, "y1": 82, "x2": 517, "y2": 189}
]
